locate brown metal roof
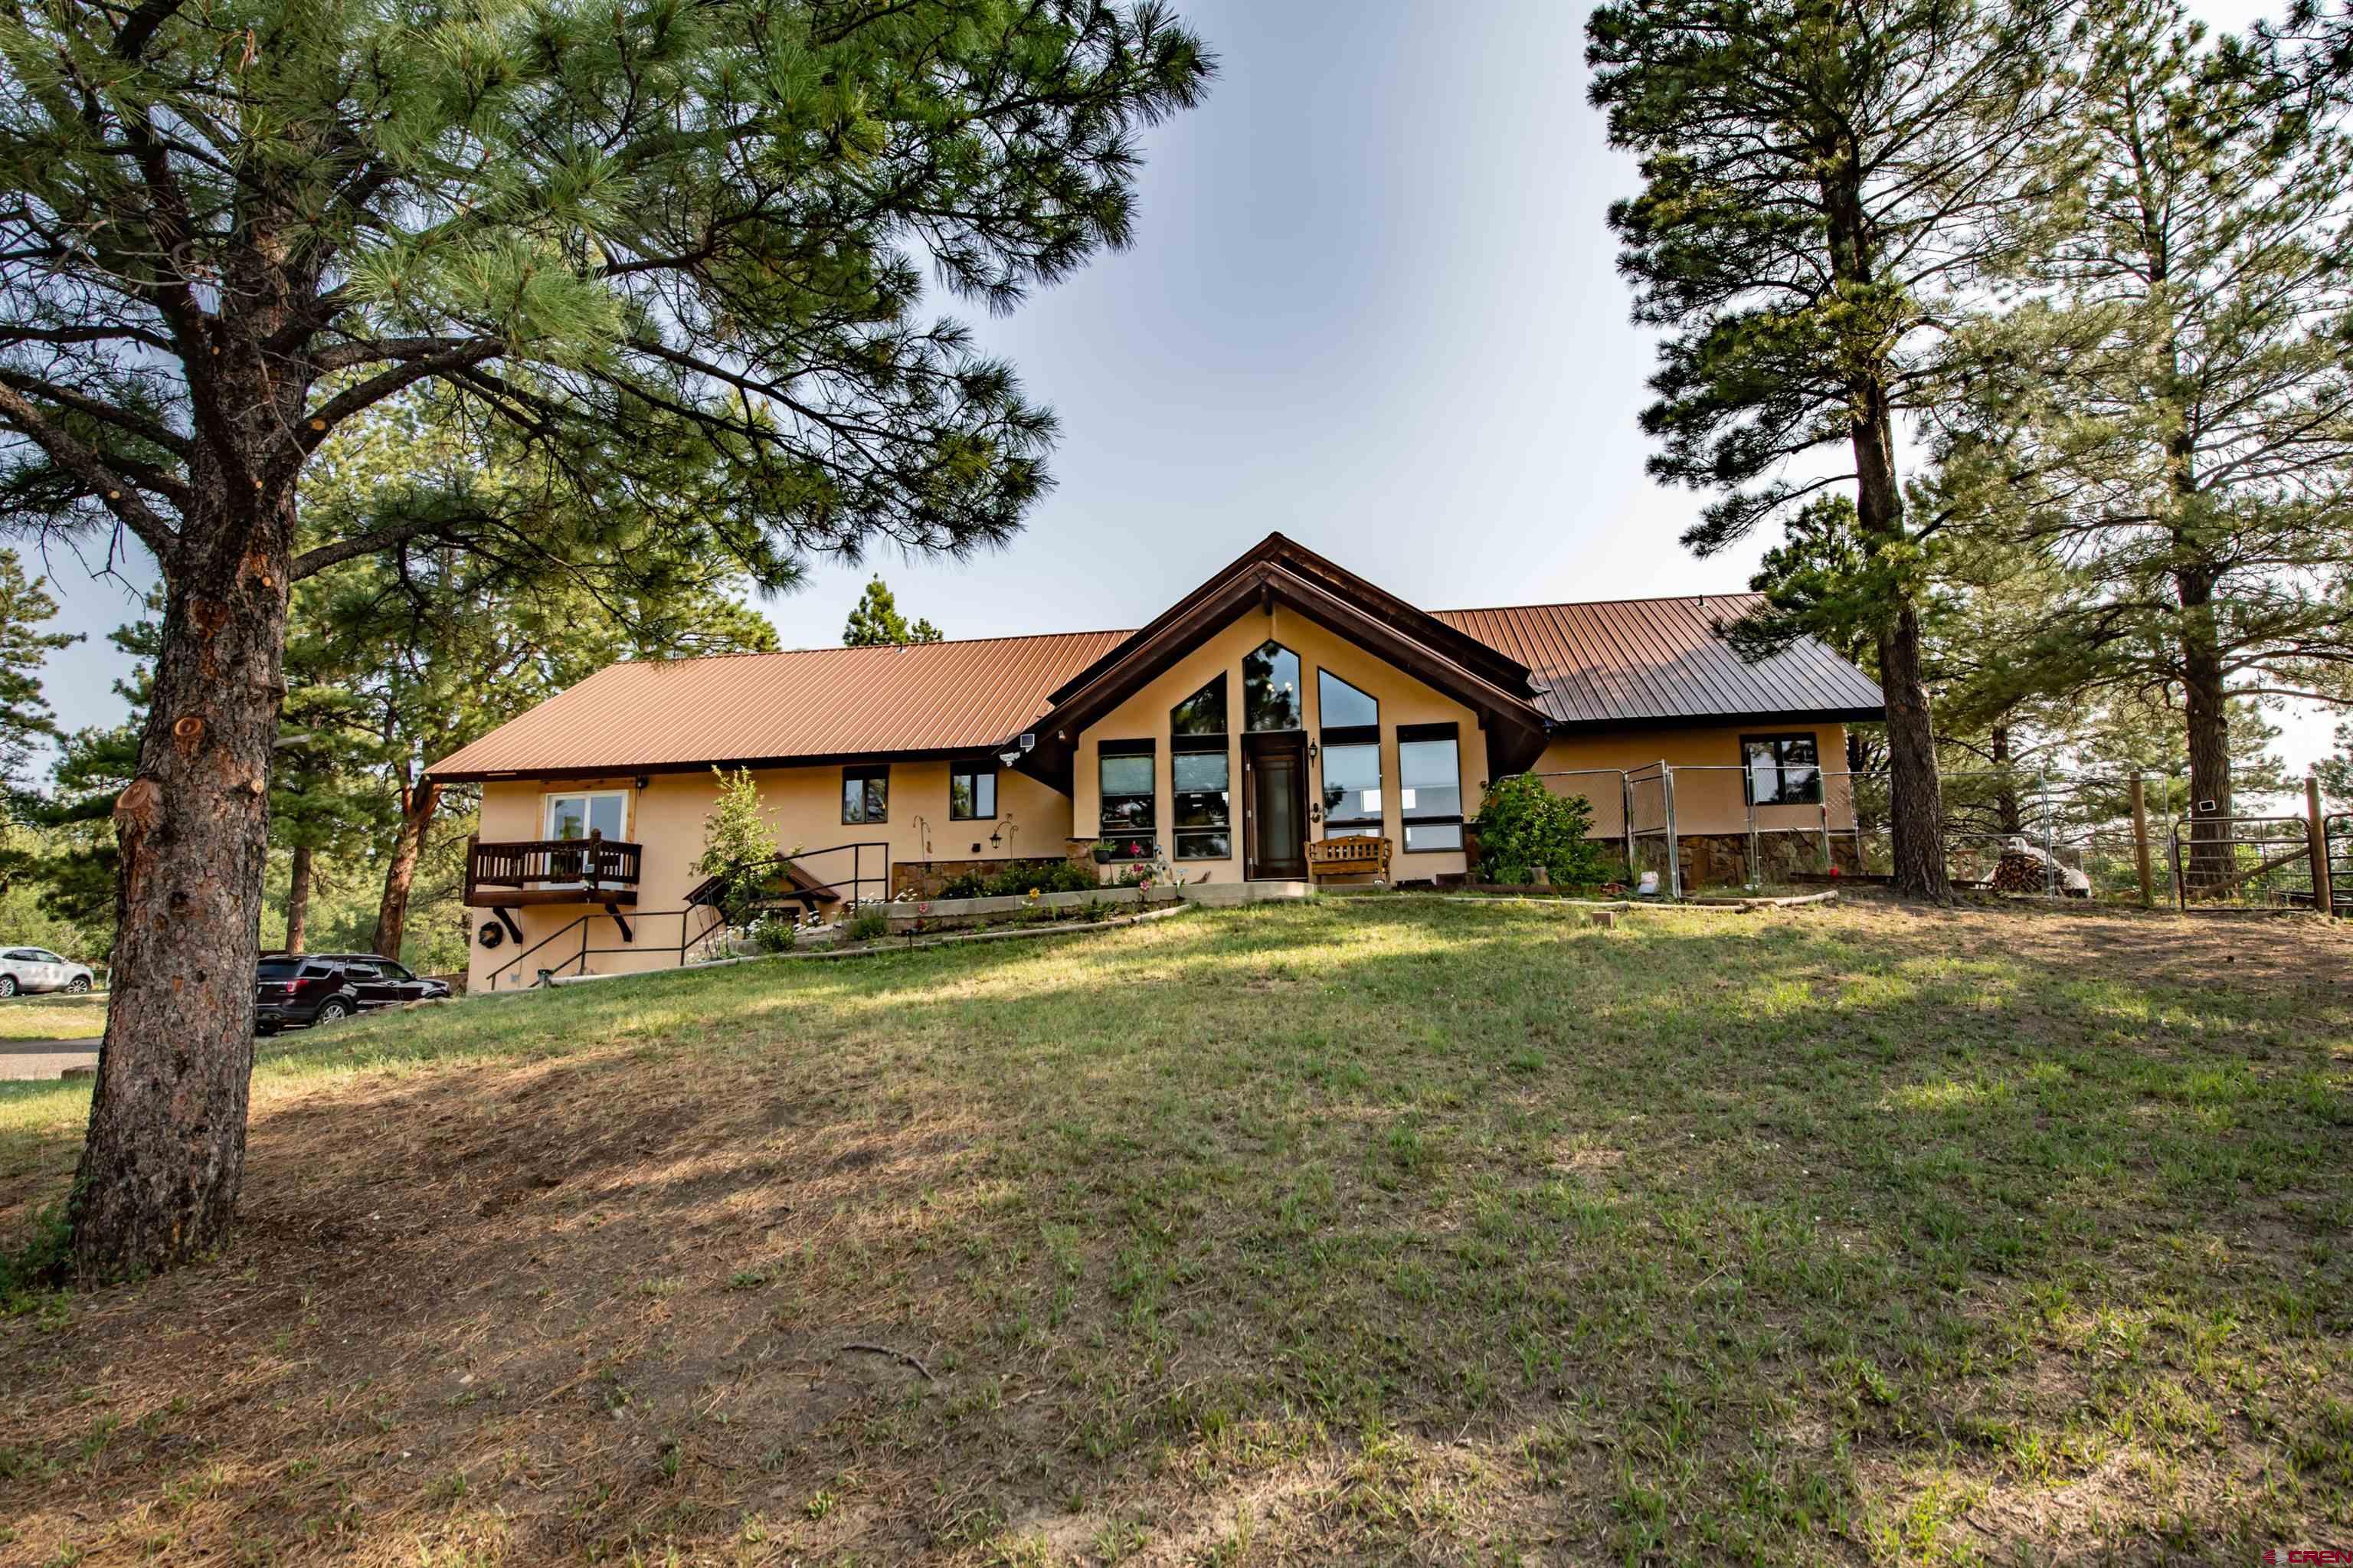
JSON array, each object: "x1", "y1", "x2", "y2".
[
  {"x1": 427, "y1": 585, "x2": 1882, "y2": 784},
  {"x1": 425, "y1": 630, "x2": 1129, "y2": 782},
  {"x1": 1434, "y1": 594, "x2": 1884, "y2": 728}
]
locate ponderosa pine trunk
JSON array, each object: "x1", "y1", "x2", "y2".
[
  {"x1": 285, "y1": 842, "x2": 313, "y2": 954},
  {"x1": 1851, "y1": 398, "x2": 1951, "y2": 899},
  {"x1": 70, "y1": 486, "x2": 293, "y2": 1282},
  {"x1": 1824, "y1": 165, "x2": 1949, "y2": 900},
  {"x1": 371, "y1": 769, "x2": 437, "y2": 963},
  {"x1": 2175, "y1": 558, "x2": 2234, "y2": 885},
  {"x1": 1991, "y1": 725, "x2": 2024, "y2": 836}
]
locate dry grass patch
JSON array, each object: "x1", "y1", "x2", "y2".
[{"x1": 0, "y1": 899, "x2": 2348, "y2": 1565}]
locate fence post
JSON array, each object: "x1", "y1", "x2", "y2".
[
  {"x1": 2311, "y1": 774, "x2": 2335, "y2": 918},
  {"x1": 2129, "y1": 776, "x2": 2154, "y2": 908},
  {"x1": 1745, "y1": 768, "x2": 1761, "y2": 891},
  {"x1": 1818, "y1": 788, "x2": 1832, "y2": 872},
  {"x1": 1661, "y1": 761, "x2": 1681, "y2": 900},
  {"x1": 1621, "y1": 772, "x2": 1635, "y2": 880}
]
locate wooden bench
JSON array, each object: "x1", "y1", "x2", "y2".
[{"x1": 1307, "y1": 835, "x2": 1392, "y2": 885}]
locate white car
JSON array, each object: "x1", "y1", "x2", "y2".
[{"x1": 0, "y1": 947, "x2": 95, "y2": 997}]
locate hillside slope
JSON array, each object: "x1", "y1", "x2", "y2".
[{"x1": 3, "y1": 900, "x2": 2349, "y2": 1564}]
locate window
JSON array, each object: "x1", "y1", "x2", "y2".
[
  {"x1": 377, "y1": 961, "x2": 414, "y2": 981},
  {"x1": 1321, "y1": 742, "x2": 1383, "y2": 834},
  {"x1": 950, "y1": 763, "x2": 997, "y2": 820},
  {"x1": 1242, "y1": 640, "x2": 1302, "y2": 732},
  {"x1": 546, "y1": 791, "x2": 627, "y2": 843},
  {"x1": 1398, "y1": 724, "x2": 1464, "y2": 852},
  {"x1": 1743, "y1": 733, "x2": 1823, "y2": 805},
  {"x1": 1317, "y1": 669, "x2": 1379, "y2": 731},
  {"x1": 841, "y1": 764, "x2": 889, "y2": 823},
  {"x1": 1170, "y1": 679, "x2": 1230, "y2": 860},
  {"x1": 1098, "y1": 741, "x2": 1156, "y2": 836},
  {"x1": 1170, "y1": 673, "x2": 1228, "y2": 737},
  {"x1": 1316, "y1": 669, "x2": 1381, "y2": 839},
  {"x1": 1172, "y1": 748, "x2": 1231, "y2": 859}
]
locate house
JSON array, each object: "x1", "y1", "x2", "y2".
[{"x1": 429, "y1": 535, "x2": 1883, "y2": 990}]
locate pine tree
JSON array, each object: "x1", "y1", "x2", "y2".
[
  {"x1": 0, "y1": 548, "x2": 77, "y2": 787},
  {"x1": 0, "y1": 0, "x2": 1211, "y2": 1281},
  {"x1": 290, "y1": 392, "x2": 781, "y2": 965},
  {"x1": 1587, "y1": 0, "x2": 2071, "y2": 897},
  {"x1": 1942, "y1": 0, "x2": 2353, "y2": 879},
  {"x1": 843, "y1": 576, "x2": 947, "y2": 646}
]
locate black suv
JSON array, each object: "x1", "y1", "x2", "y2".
[
  {"x1": 254, "y1": 956, "x2": 363, "y2": 1035},
  {"x1": 304, "y1": 954, "x2": 451, "y2": 1010},
  {"x1": 254, "y1": 954, "x2": 450, "y2": 1035}
]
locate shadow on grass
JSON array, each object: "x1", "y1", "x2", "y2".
[{"x1": 0, "y1": 899, "x2": 2346, "y2": 1563}]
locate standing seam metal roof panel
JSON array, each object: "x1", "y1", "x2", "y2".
[{"x1": 425, "y1": 594, "x2": 1883, "y2": 780}]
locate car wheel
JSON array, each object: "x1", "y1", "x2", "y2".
[
  {"x1": 65, "y1": 975, "x2": 90, "y2": 994},
  {"x1": 315, "y1": 999, "x2": 349, "y2": 1024},
  {"x1": 0, "y1": 975, "x2": 15, "y2": 997}
]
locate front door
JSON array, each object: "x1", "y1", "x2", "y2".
[{"x1": 1244, "y1": 734, "x2": 1308, "y2": 880}]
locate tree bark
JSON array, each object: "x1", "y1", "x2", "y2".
[
  {"x1": 2175, "y1": 559, "x2": 2234, "y2": 885},
  {"x1": 1824, "y1": 159, "x2": 1949, "y2": 899},
  {"x1": 371, "y1": 768, "x2": 438, "y2": 962},
  {"x1": 69, "y1": 489, "x2": 293, "y2": 1282},
  {"x1": 1851, "y1": 394, "x2": 1951, "y2": 899},
  {"x1": 284, "y1": 842, "x2": 313, "y2": 954},
  {"x1": 1991, "y1": 725, "x2": 2023, "y2": 836}
]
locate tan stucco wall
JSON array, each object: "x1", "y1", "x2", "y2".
[
  {"x1": 1530, "y1": 724, "x2": 1856, "y2": 840},
  {"x1": 1067, "y1": 605, "x2": 1487, "y2": 883},
  {"x1": 465, "y1": 760, "x2": 1074, "y2": 992}
]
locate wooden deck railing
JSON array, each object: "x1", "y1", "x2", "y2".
[{"x1": 465, "y1": 833, "x2": 643, "y2": 906}]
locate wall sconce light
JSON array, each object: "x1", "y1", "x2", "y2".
[{"x1": 633, "y1": 775, "x2": 650, "y2": 791}]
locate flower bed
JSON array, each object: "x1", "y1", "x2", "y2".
[{"x1": 885, "y1": 883, "x2": 1183, "y2": 935}]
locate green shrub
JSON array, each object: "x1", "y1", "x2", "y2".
[
  {"x1": 1470, "y1": 777, "x2": 1608, "y2": 886},
  {"x1": 847, "y1": 906, "x2": 891, "y2": 942},
  {"x1": 751, "y1": 916, "x2": 798, "y2": 954}
]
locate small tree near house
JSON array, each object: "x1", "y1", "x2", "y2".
[{"x1": 695, "y1": 768, "x2": 783, "y2": 928}]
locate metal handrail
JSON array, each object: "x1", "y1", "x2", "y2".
[{"x1": 484, "y1": 840, "x2": 890, "y2": 990}]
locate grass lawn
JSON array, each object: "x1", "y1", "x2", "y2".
[
  {"x1": 1, "y1": 898, "x2": 2348, "y2": 1565},
  {"x1": 0, "y1": 993, "x2": 106, "y2": 1040}
]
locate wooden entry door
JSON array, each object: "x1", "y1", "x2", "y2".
[{"x1": 1243, "y1": 733, "x2": 1309, "y2": 880}]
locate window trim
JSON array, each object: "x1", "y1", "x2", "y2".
[
  {"x1": 543, "y1": 788, "x2": 630, "y2": 843},
  {"x1": 1395, "y1": 722, "x2": 1464, "y2": 854},
  {"x1": 1170, "y1": 743, "x2": 1232, "y2": 860},
  {"x1": 1098, "y1": 738, "x2": 1157, "y2": 836},
  {"x1": 541, "y1": 789, "x2": 631, "y2": 887},
  {"x1": 1740, "y1": 732, "x2": 1824, "y2": 807},
  {"x1": 1318, "y1": 737, "x2": 1384, "y2": 830},
  {"x1": 948, "y1": 761, "x2": 997, "y2": 821},
  {"x1": 1315, "y1": 667, "x2": 1380, "y2": 733},
  {"x1": 1170, "y1": 672, "x2": 1229, "y2": 738},
  {"x1": 841, "y1": 763, "x2": 891, "y2": 825},
  {"x1": 1242, "y1": 640, "x2": 1304, "y2": 733}
]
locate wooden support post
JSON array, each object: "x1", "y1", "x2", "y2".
[
  {"x1": 2310, "y1": 774, "x2": 2334, "y2": 918},
  {"x1": 2129, "y1": 777, "x2": 2154, "y2": 908}
]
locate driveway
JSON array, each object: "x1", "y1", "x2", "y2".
[{"x1": 0, "y1": 1039, "x2": 100, "y2": 1081}]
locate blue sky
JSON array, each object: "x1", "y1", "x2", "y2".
[{"x1": 22, "y1": 0, "x2": 2324, "y2": 767}]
